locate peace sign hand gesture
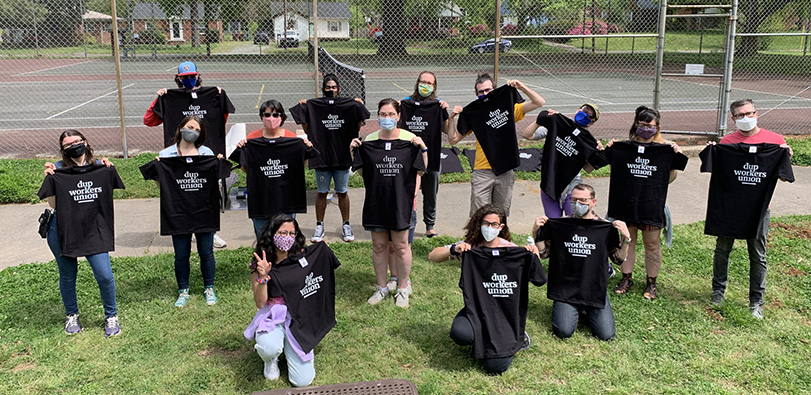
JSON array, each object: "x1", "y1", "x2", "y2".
[{"x1": 253, "y1": 250, "x2": 271, "y2": 277}]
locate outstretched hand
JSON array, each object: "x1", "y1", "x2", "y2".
[{"x1": 253, "y1": 250, "x2": 271, "y2": 277}]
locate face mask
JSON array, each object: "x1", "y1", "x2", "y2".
[
  {"x1": 263, "y1": 116, "x2": 282, "y2": 130},
  {"x1": 180, "y1": 128, "x2": 200, "y2": 143},
  {"x1": 65, "y1": 143, "x2": 86, "y2": 159},
  {"x1": 481, "y1": 226, "x2": 500, "y2": 242},
  {"x1": 574, "y1": 111, "x2": 591, "y2": 127},
  {"x1": 573, "y1": 201, "x2": 591, "y2": 217},
  {"x1": 181, "y1": 77, "x2": 197, "y2": 90},
  {"x1": 477, "y1": 94, "x2": 488, "y2": 100},
  {"x1": 378, "y1": 117, "x2": 397, "y2": 131},
  {"x1": 323, "y1": 90, "x2": 336, "y2": 98},
  {"x1": 636, "y1": 126, "x2": 657, "y2": 140},
  {"x1": 735, "y1": 116, "x2": 757, "y2": 132},
  {"x1": 418, "y1": 84, "x2": 434, "y2": 97},
  {"x1": 273, "y1": 234, "x2": 296, "y2": 252}
]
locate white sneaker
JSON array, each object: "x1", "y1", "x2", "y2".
[
  {"x1": 367, "y1": 286, "x2": 389, "y2": 305},
  {"x1": 263, "y1": 357, "x2": 280, "y2": 380},
  {"x1": 212, "y1": 233, "x2": 227, "y2": 248},
  {"x1": 395, "y1": 288, "x2": 410, "y2": 308},
  {"x1": 311, "y1": 223, "x2": 325, "y2": 243},
  {"x1": 342, "y1": 223, "x2": 355, "y2": 242},
  {"x1": 386, "y1": 279, "x2": 397, "y2": 294}
]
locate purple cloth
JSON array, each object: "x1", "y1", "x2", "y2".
[{"x1": 244, "y1": 300, "x2": 314, "y2": 362}]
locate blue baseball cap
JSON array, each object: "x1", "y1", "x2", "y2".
[{"x1": 177, "y1": 61, "x2": 198, "y2": 76}]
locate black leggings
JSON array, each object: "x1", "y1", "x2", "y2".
[{"x1": 449, "y1": 309, "x2": 514, "y2": 374}]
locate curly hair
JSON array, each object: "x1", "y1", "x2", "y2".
[
  {"x1": 463, "y1": 204, "x2": 511, "y2": 245},
  {"x1": 250, "y1": 214, "x2": 306, "y2": 272}
]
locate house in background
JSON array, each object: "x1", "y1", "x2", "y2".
[
  {"x1": 80, "y1": 11, "x2": 125, "y2": 45},
  {"x1": 268, "y1": 2, "x2": 350, "y2": 41},
  {"x1": 129, "y1": 2, "x2": 223, "y2": 44}
]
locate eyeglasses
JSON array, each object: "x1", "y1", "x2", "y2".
[
  {"x1": 262, "y1": 112, "x2": 281, "y2": 118},
  {"x1": 571, "y1": 197, "x2": 592, "y2": 204},
  {"x1": 481, "y1": 220, "x2": 502, "y2": 229},
  {"x1": 732, "y1": 111, "x2": 756, "y2": 120},
  {"x1": 580, "y1": 108, "x2": 597, "y2": 121},
  {"x1": 276, "y1": 230, "x2": 297, "y2": 236},
  {"x1": 178, "y1": 75, "x2": 197, "y2": 80},
  {"x1": 62, "y1": 139, "x2": 84, "y2": 150},
  {"x1": 378, "y1": 112, "x2": 397, "y2": 117},
  {"x1": 476, "y1": 87, "x2": 493, "y2": 96}
]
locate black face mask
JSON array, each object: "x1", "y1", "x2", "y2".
[
  {"x1": 323, "y1": 90, "x2": 336, "y2": 98},
  {"x1": 65, "y1": 143, "x2": 87, "y2": 159}
]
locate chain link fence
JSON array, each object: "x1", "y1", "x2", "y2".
[{"x1": 1, "y1": 0, "x2": 810, "y2": 159}]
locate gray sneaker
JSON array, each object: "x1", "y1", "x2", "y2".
[
  {"x1": 104, "y1": 315, "x2": 120, "y2": 337},
  {"x1": 342, "y1": 223, "x2": 355, "y2": 242},
  {"x1": 65, "y1": 314, "x2": 82, "y2": 334},
  {"x1": 520, "y1": 331, "x2": 531, "y2": 351},
  {"x1": 394, "y1": 288, "x2": 410, "y2": 308},
  {"x1": 386, "y1": 277, "x2": 398, "y2": 294},
  {"x1": 367, "y1": 286, "x2": 389, "y2": 305},
  {"x1": 710, "y1": 292, "x2": 725, "y2": 307},
  {"x1": 311, "y1": 223, "x2": 325, "y2": 243},
  {"x1": 750, "y1": 303, "x2": 764, "y2": 320}
]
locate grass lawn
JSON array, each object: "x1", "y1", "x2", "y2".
[{"x1": 1, "y1": 216, "x2": 810, "y2": 394}]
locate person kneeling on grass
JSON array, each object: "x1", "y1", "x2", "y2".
[
  {"x1": 244, "y1": 215, "x2": 341, "y2": 386},
  {"x1": 532, "y1": 184, "x2": 631, "y2": 341},
  {"x1": 430, "y1": 204, "x2": 546, "y2": 374}
]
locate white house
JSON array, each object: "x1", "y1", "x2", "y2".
[{"x1": 269, "y1": 2, "x2": 351, "y2": 41}]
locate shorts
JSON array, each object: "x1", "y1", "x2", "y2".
[
  {"x1": 315, "y1": 168, "x2": 350, "y2": 194},
  {"x1": 364, "y1": 211, "x2": 417, "y2": 242},
  {"x1": 627, "y1": 222, "x2": 663, "y2": 232}
]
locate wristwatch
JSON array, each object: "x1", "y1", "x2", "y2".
[{"x1": 622, "y1": 237, "x2": 632, "y2": 244}]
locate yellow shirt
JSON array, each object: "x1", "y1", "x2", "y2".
[{"x1": 464, "y1": 102, "x2": 526, "y2": 170}]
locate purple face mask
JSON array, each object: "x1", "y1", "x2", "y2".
[
  {"x1": 636, "y1": 126, "x2": 657, "y2": 140},
  {"x1": 273, "y1": 234, "x2": 295, "y2": 251}
]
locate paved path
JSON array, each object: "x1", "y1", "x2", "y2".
[{"x1": 2, "y1": 160, "x2": 809, "y2": 271}]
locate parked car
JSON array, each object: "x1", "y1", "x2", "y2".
[
  {"x1": 277, "y1": 30, "x2": 300, "y2": 48},
  {"x1": 468, "y1": 38, "x2": 512, "y2": 54},
  {"x1": 254, "y1": 32, "x2": 270, "y2": 45},
  {"x1": 371, "y1": 30, "x2": 383, "y2": 44}
]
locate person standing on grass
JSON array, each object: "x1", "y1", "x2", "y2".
[
  {"x1": 429, "y1": 204, "x2": 545, "y2": 374},
  {"x1": 350, "y1": 98, "x2": 427, "y2": 308},
  {"x1": 447, "y1": 73, "x2": 546, "y2": 218},
  {"x1": 704, "y1": 98, "x2": 794, "y2": 320},
  {"x1": 38, "y1": 130, "x2": 123, "y2": 337},
  {"x1": 533, "y1": 184, "x2": 631, "y2": 341},
  {"x1": 139, "y1": 115, "x2": 223, "y2": 307},
  {"x1": 245, "y1": 215, "x2": 340, "y2": 387},
  {"x1": 399, "y1": 71, "x2": 452, "y2": 238},
  {"x1": 290, "y1": 74, "x2": 370, "y2": 243},
  {"x1": 144, "y1": 60, "x2": 234, "y2": 249}
]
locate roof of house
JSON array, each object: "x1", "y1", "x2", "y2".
[
  {"x1": 269, "y1": 2, "x2": 350, "y2": 19},
  {"x1": 83, "y1": 10, "x2": 123, "y2": 21},
  {"x1": 131, "y1": 2, "x2": 220, "y2": 20}
]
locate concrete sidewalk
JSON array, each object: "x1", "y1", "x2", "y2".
[{"x1": 2, "y1": 160, "x2": 809, "y2": 271}]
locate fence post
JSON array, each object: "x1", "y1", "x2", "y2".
[
  {"x1": 717, "y1": 0, "x2": 738, "y2": 137},
  {"x1": 30, "y1": 0, "x2": 40, "y2": 58},
  {"x1": 110, "y1": 0, "x2": 128, "y2": 158},
  {"x1": 653, "y1": 0, "x2": 667, "y2": 111},
  {"x1": 313, "y1": 0, "x2": 320, "y2": 97},
  {"x1": 493, "y1": 0, "x2": 501, "y2": 85}
]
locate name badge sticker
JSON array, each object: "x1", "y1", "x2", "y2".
[
  {"x1": 186, "y1": 157, "x2": 193, "y2": 163},
  {"x1": 749, "y1": 146, "x2": 758, "y2": 153},
  {"x1": 385, "y1": 142, "x2": 392, "y2": 151},
  {"x1": 328, "y1": 100, "x2": 334, "y2": 104},
  {"x1": 299, "y1": 257, "x2": 309, "y2": 268},
  {"x1": 638, "y1": 145, "x2": 646, "y2": 154},
  {"x1": 492, "y1": 249, "x2": 500, "y2": 256},
  {"x1": 572, "y1": 129, "x2": 581, "y2": 136},
  {"x1": 414, "y1": 101, "x2": 420, "y2": 106},
  {"x1": 191, "y1": 92, "x2": 197, "y2": 99}
]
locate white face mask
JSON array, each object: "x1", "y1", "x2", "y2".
[
  {"x1": 735, "y1": 116, "x2": 757, "y2": 132},
  {"x1": 481, "y1": 226, "x2": 500, "y2": 242}
]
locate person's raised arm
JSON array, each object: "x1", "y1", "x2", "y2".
[
  {"x1": 522, "y1": 122, "x2": 543, "y2": 140},
  {"x1": 447, "y1": 106, "x2": 465, "y2": 145},
  {"x1": 429, "y1": 241, "x2": 471, "y2": 262},
  {"x1": 251, "y1": 250, "x2": 272, "y2": 309}
]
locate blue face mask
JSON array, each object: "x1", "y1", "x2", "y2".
[
  {"x1": 378, "y1": 117, "x2": 397, "y2": 131},
  {"x1": 477, "y1": 94, "x2": 488, "y2": 100},
  {"x1": 574, "y1": 110, "x2": 591, "y2": 127},
  {"x1": 181, "y1": 77, "x2": 197, "y2": 90}
]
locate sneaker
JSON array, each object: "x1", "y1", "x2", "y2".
[
  {"x1": 204, "y1": 286, "x2": 218, "y2": 306},
  {"x1": 386, "y1": 276, "x2": 398, "y2": 294},
  {"x1": 520, "y1": 331, "x2": 531, "y2": 351},
  {"x1": 394, "y1": 288, "x2": 410, "y2": 308},
  {"x1": 425, "y1": 229, "x2": 438, "y2": 238},
  {"x1": 65, "y1": 314, "x2": 82, "y2": 334},
  {"x1": 342, "y1": 223, "x2": 355, "y2": 242},
  {"x1": 174, "y1": 288, "x2": 190, "y2": 307},
  {"x1": 367, "y1": 286, "x2": 389, "y2": 305},
  {"x1": 311, "y1": 223, "x2": 325, "y2": 243},
  {"x1": 710, "y1": 292, "x2": 725, "y2": 307},
  {"x1": 263, "y1": 357, "x2": 280, "y2": 380},
  {"x1": 607, "y1": 263, "x2": 616, "y2": 279},
  {"x1": 212, "y1": 233, "x2": 227, "y2": 248},
  {"x1": 643, "y1": 277, "x2": 657, "y2": 300},
  {"x1": 104, "y1": 315, "x2": 120, "y2": 337},
  {"x1": 614, "y1": 273, "x2": 633, "y2": 294},
  {"x1": 750, "y1": 302, "x2": 764, "y2": 320}
]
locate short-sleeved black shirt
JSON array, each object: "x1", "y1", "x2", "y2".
[
  {"x1": 289, "y1": 97, "x2": 371, "y2": 170},
  {"x1": 440, "y1": 147, "x2": 464, "y2": 174},
  {"x1": 536, "y1": 111, "x2": 604, "y2": 198},
  {"x1": 516, "y1": 148, "x2": 543, "y2": 172},
  {"x1": 398, "y1": 99, "x2": 449, "y2": 172}
]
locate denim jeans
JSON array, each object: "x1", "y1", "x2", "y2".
[
  {"x1": 712, "y1": 208, "x2": 770, "y2": 305},
  {"x1": 171, "y1": 232, "x2": 216, "y2": 290},
  {"x1": 449, "y1": 309, "x2": 514, "y2": 374},
  {"x1": 420, "y1": 170, "x2": 440, "y2": 228},
  {"x1": 255, "y1": 325, "x2": 316, "y2": 387},
  {"x1": 551, "y1": 294, "x2": 615, "y2": 341},
  {"x1": 46, "y1": 215, "x2": 118, "y2": 318}
]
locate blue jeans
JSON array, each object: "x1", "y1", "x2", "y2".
[
  {"x1": 315, "y1": 168, "x2": 350, "y2": 194},
  {"x1": 255, "y1": 325, "x2": 316, "y2": 387},
  {"x1": 46, "y1": 215, "x2": 118, "y2": 318},
  {"x1": 712, "y1": 208, "x2": 770, "y2": 305},
  {"x1": 551, "y1": 294, "x2": 615, "y2": 341},
  {"x1": 252, "y1": 214, "x2": 295, "y2": 240},
  {"x1": 449, "y1": 309, "x2": 514, "y2": 374},
  {"x1": 171, "y1": 233, "x2": 216, "y2": 290}
]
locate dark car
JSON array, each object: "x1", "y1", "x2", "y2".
[
  {"x1": 253, "y1": 32, "x2": 270, "y2": 45},
  {"x1": 468, "y1": 38, "x2": 512, "y2": 54}
]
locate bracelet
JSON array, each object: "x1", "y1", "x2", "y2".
[
  {"x1": 449, "y1": 242, "x2": 460, "y2": 256},
  {"x1": 257, "y1": 275, "x2": 270, "y2": 284},
  {"x1": 421, "y1": 147, "x2": 429, "y2": 153}
]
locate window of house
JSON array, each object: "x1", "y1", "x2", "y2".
[
  {"x1": 170, "y1": 20, "x2": 182, "y2": 40},
  {"x1": 328, "y1": 21, "x2": 341, "y2": 32}
]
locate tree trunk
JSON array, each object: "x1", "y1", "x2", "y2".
[{"x1": 377, "y1": 0, "x2": 407, "y2": 55}]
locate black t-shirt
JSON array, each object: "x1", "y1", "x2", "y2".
[
  {"x1": 462, "y1": 148, "x2": 476, "y2": 169},
  {"x1": 139, "y1": 156, "x2": 222, "y2": 235},
  {"x1": 352, "y1": 139, "x2": 426, "y2": 230},
  {"x1": 289, "y1": 97, "x2": 371, "y2": 170},
  {"x1": 456, "y1": 85, "x2": 524, "y2": 176},
  {"x1": 229, "y1": 137, "x2": 320, "y2": 219},
  {"x1": 269, "y1": 242, "x2": 341, "y2": 354},
  {"x1": 398, "y1": 99, "x2": 449, "y2": 172},
  {"x1": 700, "y1": 143, "x2": 794, "y2": 239},
  {"x1": 536, "y1": 217, "x2": 620, "y2": 308},
  {"x1": 37, "y1": 164, "x2": 125, "y2": 258},
  {"x1": 602, "y1": 141, "x2": 688, "y2": 227},
  {"x1": 152, "y1": 87, "x2": 235, "y2": 174},
  {"x1": 459, "y1": 247, "x2": 547, "y2": 359},
  {"x1": 440, "y1": 147, "x2": 464, "y2": 174},
  {"x1": 536, "y1": 111, "x2": 604, "y2": 198},
  {"x1": 516, "y1": 148, "x2": 543, "y2": 172}
]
